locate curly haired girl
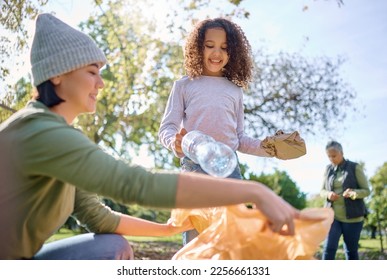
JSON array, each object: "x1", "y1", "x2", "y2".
[
  {"x1": 158, "y1": 18, "x2": 274, "y2": 245},
  {"x1": 184, "y1": 17, "x2": 253, "y2": 88}
]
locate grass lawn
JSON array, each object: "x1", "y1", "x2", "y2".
[{"x1": 314, "y1": 235, "x2": 387, "y2": 260}]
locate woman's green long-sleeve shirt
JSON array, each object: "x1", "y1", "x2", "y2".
[
  {"x1": 320, "y1": 164, "x2": 370, "y2": 223},
  {"x1": 0, "y1": 101, "x2": 179, "y2": 259}
]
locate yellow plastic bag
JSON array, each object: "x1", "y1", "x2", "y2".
[{"x1": 170, "y1": 205, "x2": 333, "y2": 260}]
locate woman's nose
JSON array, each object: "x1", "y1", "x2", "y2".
[{"x1": 97, "y1": 75, "x2": 105, "y2": 89}]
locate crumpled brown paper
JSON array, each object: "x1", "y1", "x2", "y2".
[
  {"x1": 260, "y1": 130, "x2": 306, "y2": 160},
  {"x1": 170, "y1": 205, "x2": 333, "y2": 260}
]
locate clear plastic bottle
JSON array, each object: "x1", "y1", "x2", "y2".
[{"x1": 181, "y1": 130, "x2": 237, "y2": 178}]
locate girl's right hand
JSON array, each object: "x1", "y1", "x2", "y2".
[{"x1": 173, "y1": 128, "x2": 188, "y2": 157}]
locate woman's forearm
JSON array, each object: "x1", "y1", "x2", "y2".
[
  {"x1": 114, "y1": 214, "x2": 193, "y2": 237},
  {"x1": 175, "y1": 172, "x2": 262, "y2": 208},
  {"x1": 175, "y1": 172, "x2": 300, "y2": 235}
]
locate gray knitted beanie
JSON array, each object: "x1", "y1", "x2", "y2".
[{"x1": 30, "y1": 13, "x2": 107, "y2": 86}]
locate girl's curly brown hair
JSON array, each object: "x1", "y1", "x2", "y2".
[{"x1": 184, "y1": 18, "x2": 253, "y2": 88}]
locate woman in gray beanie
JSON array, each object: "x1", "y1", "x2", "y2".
[{"x1": 0, "y1": 13, "x2": 301, "y2": 260}]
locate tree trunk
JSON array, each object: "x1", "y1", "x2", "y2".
[{"x1": 376, "y1": 210, "x2": 384, "y2": 252}]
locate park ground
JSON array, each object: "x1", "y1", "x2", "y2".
[{"x1": 49, "y1": 229, "x2": 386, "y2": 260}]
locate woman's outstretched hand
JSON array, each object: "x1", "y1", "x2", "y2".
[{"x1": 253, "y1": 186, "x2": 300, "y2": 235}]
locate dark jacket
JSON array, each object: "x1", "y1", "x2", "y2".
[{"x1": 324, "y1": 159, "x2": 366, "y2": 219}]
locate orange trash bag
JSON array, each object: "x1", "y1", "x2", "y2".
[{"x1": 170, "y1": 205, "x2": 333, "y2": 260}]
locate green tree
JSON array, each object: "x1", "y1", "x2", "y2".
[
  {"x1": 0, "y1": 0, "x2": 344, "y2": 97},
  {"x1": 306, "y1": 194, "x2": 325, "y2": 208},
  {"x1": 72, "y1": 0, "x2": 183, "y2": 166},
  {"x1": 368, "y1": 162, "x2": 387, "y2": 251},
  {"x1": 0, "y1": 0, "x2": 48, "y2": 98},
  {"x1": 0, "y1": 76, "x2": 32, "y2": 122},
  {"x1": 245, "y1": 168, "x2": 307, "y2": 209}
]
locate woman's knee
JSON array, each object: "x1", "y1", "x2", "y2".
[{"x1": 110, "y1": 234, "x2": 134, "y2": 260}]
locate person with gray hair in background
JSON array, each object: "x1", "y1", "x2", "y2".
[
  {"x1": 320, "y1": 140, "x2": 370, "y2": 260},
  {"x1": 0, "y1": 13, "x2": 305, "y2": 260}
]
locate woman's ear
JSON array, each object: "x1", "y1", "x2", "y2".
[{"x1": 50, "y1": 76, "x2": 61, "y2": 86}]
